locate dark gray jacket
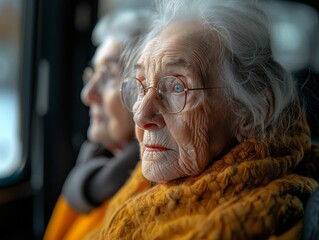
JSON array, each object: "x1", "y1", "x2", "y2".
[{"x1": 62, "y1": 139, "x2": 140, "y2": 213}]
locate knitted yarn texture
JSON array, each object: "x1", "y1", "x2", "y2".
[{"x1": 86, "y1": 116, "x2": 319, "y2": 240}]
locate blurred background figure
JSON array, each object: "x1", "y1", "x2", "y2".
[{"x1": 44, "y1": 8, "x2": 150, "y2": 240}]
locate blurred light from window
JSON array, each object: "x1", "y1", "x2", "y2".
[
  {"x1": 0, "y1": 0, "x2": 23, "y2": 180},
  {"x1": 262, "y1": 1, "x2": 319, "y2": 72},
  {"x1": 0, "y1": 89, "x2": 22, "y2": 177}
]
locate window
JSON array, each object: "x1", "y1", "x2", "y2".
[
  {"x1": 261, "y1": 1, "x2": 319, "y2": 141},
  {"x1": 262, "y1": 1, "x2": 319, "y2": 72},
  {"x1": 0, "y1": 0, "x2": 24, "y2": 182}
]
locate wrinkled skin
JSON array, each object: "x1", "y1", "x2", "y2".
[
  {"x1": 81, "y1": 37, "x2": 135, "y2": 151},
  {"x1": 134, "y1": 21, "x2": 241, "y2": 182}
]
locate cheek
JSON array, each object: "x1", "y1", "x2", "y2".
[
  {"x1": 102, "y1": 88, "x2": 126, "y2": 124},
  {"x1": 167, "y1": 104, "x2": 210, "y2": 173},
  {"x1": 206, "y1": 96, "x2": 238, "y2": 157},
  {"x1": 103, "y1": 89, "x2": 135, "y2": 139},
  {"x1": 135, "y1": 126, "x2": 144, "y2": 145},
  {"x1": 135, "y1": 126, "x2": 145, "y2": 158}
]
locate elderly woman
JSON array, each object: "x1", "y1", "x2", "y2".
[
  {"x1": 84, "y1": 1, "x2": 319, "y2": 239},
  {"x1": 44, "y1": 9, "x2": 150, "y2": 240}
]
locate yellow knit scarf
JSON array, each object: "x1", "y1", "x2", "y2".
[{"x1": 87, "y1": 116, "x2": 319, "y2": 240}]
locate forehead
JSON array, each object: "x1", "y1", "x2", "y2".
[
  {"x1": 138, "y1": 21, "x2": 219, "y2": 77},
  {"x1": 93, "y1": 37, "x2": 122, "y2": 67}
]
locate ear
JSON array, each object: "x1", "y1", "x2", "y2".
[{"x1": 236, "y1": 119, "x2": 254, "y2": 143}]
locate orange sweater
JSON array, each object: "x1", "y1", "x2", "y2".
[{"x1": 44, "y1": 197, "x2": 109, "y2": 240}]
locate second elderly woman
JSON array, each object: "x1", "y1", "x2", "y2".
[
  {"x1": 44, "y1": 9, "x2": 150, "y2": 240},
  {"x1": 87, "y1": 0, "x2": 319, "y2": 239}
]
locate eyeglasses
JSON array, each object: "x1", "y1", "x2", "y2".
[
  {"x1": 82, "y1": 64, "x2": 120, "y2": 93},
  {"x1": 120, "y1": 76, "x2": 223, "y2": 114}
]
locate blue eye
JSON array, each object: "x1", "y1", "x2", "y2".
[
  {"x1": 138, "y1": 84, "x2": 144, "y2": 96},
  {"x1": 173, "y1": 83, "x2": 184, "y2": 93}
]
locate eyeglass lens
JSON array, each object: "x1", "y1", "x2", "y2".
[{"x1": 121, "y1": 76, "x2": 187, "y2": 113}]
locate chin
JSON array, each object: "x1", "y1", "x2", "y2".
[
  {"x1": 141, "y1": 160, "x2": 184, "y2": 183},
  {"x1": 87, "y1": 126, "x2": 107, "y2": 144}
]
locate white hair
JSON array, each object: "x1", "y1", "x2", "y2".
[
  {"x1": 134, "y1": 0, "x2": 303, "y2": 140},
  {"x1": 92, "y1": 9, "x2": 151, "y2": 46}
]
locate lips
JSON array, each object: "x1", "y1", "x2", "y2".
[
  {"x1": 91, "y1": 114, "x2": 101, "y2": 121},
  {"x1": 144, "y1": 144, "x2": 170, "y2": 152}
]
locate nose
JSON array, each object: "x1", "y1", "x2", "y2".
[
  {"x1": 81, "y1": 79, "x2": 102, "y2": 106},
  {"x1": 133, "y1": 89, "x2": 165, "y2": 131}
]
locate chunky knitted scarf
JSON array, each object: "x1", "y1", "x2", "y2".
[{"x1": 86, "y1": 116, "x2": 319, "y2": 240}]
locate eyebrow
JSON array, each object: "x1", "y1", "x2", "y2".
[
  {"x1": 92, "y1": 56, "x2": 119, "y2": 68},
  {"x1": 100, "y1": 57, "x2": 120, "y2": 68},
  {"x1": 105, "y1": 57, "x2": 120, "y2": 64},
  {"x1": 134, "y1": 63, "x2": 144, "y2": 71}
]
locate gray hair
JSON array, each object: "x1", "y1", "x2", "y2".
[
  {"x1": 92, "y1": 8, "x2": 151, "y2": 46},
  {"x1": 133, "y1": 0, "x2": 303, "y2": 141}
]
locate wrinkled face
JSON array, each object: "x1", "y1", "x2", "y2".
[
  {"x1": 81, "y1": 37, "x2": 134, "y2": 151},
  {"x1": 133, "y1": 21, "x2": 239, "y2": 182}
]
